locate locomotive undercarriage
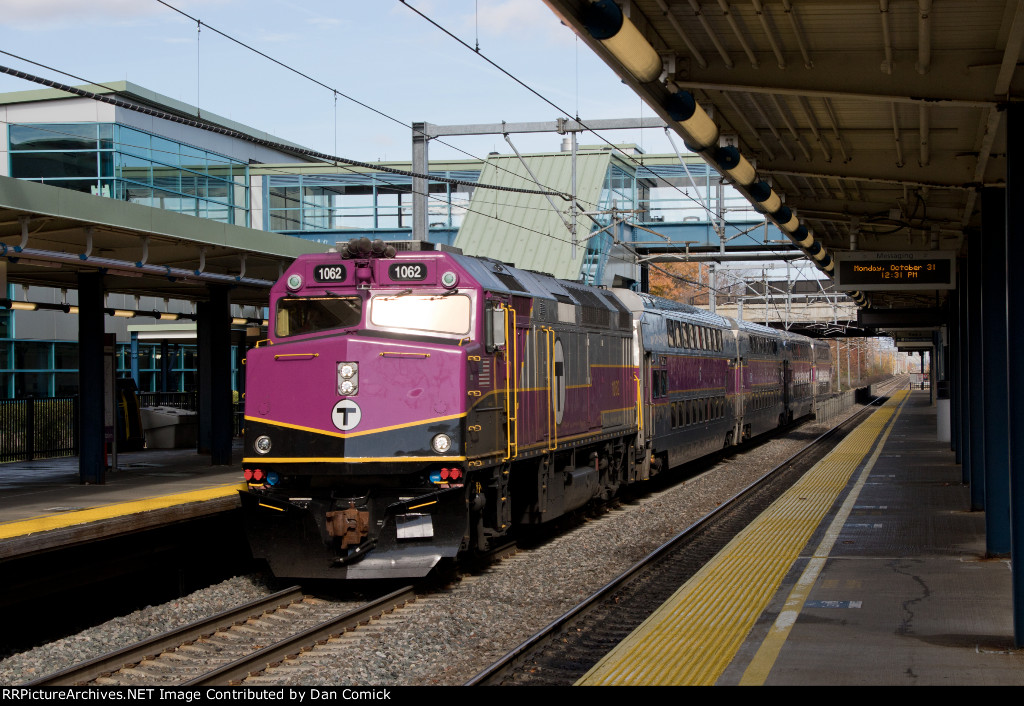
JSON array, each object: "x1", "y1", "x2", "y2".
[
  {"x1": 241, "y1": 432, "x2": 646, "y2": 579},
  {"x1": 241, "y1": 462, "x2": 474, "y2": 580}
]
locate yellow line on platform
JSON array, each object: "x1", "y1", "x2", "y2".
[
  {"x1": 0, "y1": 482, "x2": 246, "y2": 540},
  {"x1": 577, "y1": 390, "x2": 908, "y2": 686},
  {"x1": 738, "y1": 390, "x2": 908, "y2": 685}
]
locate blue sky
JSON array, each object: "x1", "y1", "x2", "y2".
[{"x1": 0, "y1": 0, "x2": 679, "y2": 163}]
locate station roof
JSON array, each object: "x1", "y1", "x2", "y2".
[
  {"x1": 0, "y1": 177, "x2": 329, "y2": 306},
  {"x1": 0, "y1": 80, "x2": 313, "y2": 158},
  {"x1": 542, "y1": 0, "x2": 1019, "y2": 316}
]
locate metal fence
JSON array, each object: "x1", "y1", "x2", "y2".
[
  {"x1": 0, "y1": 395, "x2": 79, "y2": 463},
  {"x1": 0, "y1": 393, "x2": 245, "y2": 464}
]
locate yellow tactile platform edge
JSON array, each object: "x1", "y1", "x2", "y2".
[
  {"x1": 578, "y1": 390, "x2": 908, "y2": 686},
  {"x1": 0, "y1": 482, "x2": 246, "y2": 540}
]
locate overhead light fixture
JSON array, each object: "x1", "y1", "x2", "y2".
[
  {"x1": 664, "y1": 91, "x2": 719, "y2": 152},
  {"x1": 581, "y1": 0, "x2": 662, "y2": 83},
  {"x1": 158, "y1": 312, "x2": 180, "y2": 321},
  {"x1": 713, "y1": 146, "x2": 756, "y2": 186},
  {"x1": 772, "y1": 205, "x2": 800, "y2": 233},
  {"x1": 231, "y1": 317, "x2": 247, "y2": 325},
  {"x1": 9, "y1": 301, "x2": 38, "y2": 311},
  {"x1": 67, "y1": 306, "x2": 79, "y2": 315},
  {"x1": 112, "y1": 309, "x2": 136, "y2": 318},
  {"x1": 748, "y1": 181, "x2": 782, "y2": 214},
  {"x1": 791, "y1": 226, "x2": 815, "y2": 249}
]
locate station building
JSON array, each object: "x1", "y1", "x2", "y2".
[{"x1": 0, "y1": 81, "x2": 782, "y2": 399}]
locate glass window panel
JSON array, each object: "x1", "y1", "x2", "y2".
[
  {"x1": 99, "y1": 151, "x2": 113, "y2": 177},
  {"x1": 119, "y1": 126, "x2": 150, "y2": 157},
  {"x1": 139, "y1": 371, "x2": 157, "y2": 392},
  {"x1": 269, "y1": 186, "x2": 300, "y2": 209},
  {"x1": 54, "y1": 372, "x2": 78, "y2": 396},
  {"x1": 11, "y1": 151, "x2": 97, "y2": 179},
  {"x1": 126, "y1": 184, "x2": 154, "y2": 206},
  {"x1": 270, "y1": 210, "x2": 302, "y2": 230},
  {"x1": 180, "y1": 172, "x2": 202, "y2": 198},
  {"x1": 152, "y1": 167, "x2": 181, "y2": 193},
  {"x1": 136, "y1": 346, "x2": 155, "y2": 370},
  {"x1": 10, "y1": 123, "x2": 96, "y2": 151},
  {"x1": 53, "y1": 342, "x2": 78, "y2": 369},
  {"x1": 180, "y1": 145, "x2": 207, "y2": 174},
  {"x1": 117, "y1": 153, "x2": 152, "y2": 182},
  {"x1": 206, "y1": 181, "x2": 228, "y2": 203},
  {"x1": 98, "y1": 123, "x2": 114, "y2": 150},
  {"x1": 15, "y1": 340, "x2": 51, "y2": 368},
  {"x1": 15, "y1": 372, "x2": 50, "y2": 397},
  {"x1": 150, "y1": 136, "x2": 180, "y2": 166}
]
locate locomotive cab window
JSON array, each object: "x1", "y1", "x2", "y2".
[
  {"x1": 276, "y1": 296, "x2": 362, "y2": 338},
  {"x1": 370, "y1": 293, "x2": 472, "y2": 336}
]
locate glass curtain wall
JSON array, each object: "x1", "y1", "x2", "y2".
[
  {"x1": 266, "y1": 172, "x2": 478, "y2": 234},
  {"x1": 0, "y1": 339, "x2": 247, "y2": 399},
  {"x1": 583, "y1": 164, "x2": 645, "y2": 285},
  {"x1": 8, "y1": 123, "x2": 249, "y2": 226}
]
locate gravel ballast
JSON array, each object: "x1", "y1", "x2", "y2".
[{"x1": 0, "y1": 407, "x2": 861, "y2": 686}]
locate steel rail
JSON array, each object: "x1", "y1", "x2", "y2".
[
  {"x1": 26, "y1": 585, "x2": 305, "y2": 686},
  {"x1": 466, "y1": 377, "x2": 904, "y2": 685},
  {"x1": 184, "y1": 585, "x2": 417, "y2": 686}
]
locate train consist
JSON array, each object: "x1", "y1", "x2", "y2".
[{"x1": 240, "y1": 239, "x2": 833, "y2": 580}]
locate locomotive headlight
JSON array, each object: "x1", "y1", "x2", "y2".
[
  {"x1": 440, "y1": 270, "x2": 458, "y2": 288},
  {"x1": 431, "y1": 433, "x2": 452, "y2": 454},
  {"x1": 337, "y1": 361, "x2": 358, "y2": 396},
  {"x1": 286, "y1": 273, "x2": 303, "y2": 291},
  {"x1": 254, "y1": 435, "x2": 272, "y2": 454}
]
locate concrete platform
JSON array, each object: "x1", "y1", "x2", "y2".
[
  {"x1": 0, "y1": 444, "x2": 243, "y2": 559},
  {"x1": 582, "y1": 389, "x2": 1024, "y2": 686}
]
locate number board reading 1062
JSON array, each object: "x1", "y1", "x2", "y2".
[
  {"x1": 313, "y1": 264, "x2": 348, "y2": 283},
  {"x1": 388, "y1": 263, "x2": 428, "y2": 281}
]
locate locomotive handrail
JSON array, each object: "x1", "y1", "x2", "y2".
[
  {"x1": 545, "y1": 327, "x2": 557, "y2": 451},
  {"x1": 634, "y1": 372, "x2": 643, "y2": 438},
  {"x1": 502, "y1": 304, "x2": 519, "y2": 462},
  {"x1": 274, "y1": 352, "x2": 319, "y2": 360},
  {"x1": 379, "y1": 351, "x2": 430, "y2": 358}
]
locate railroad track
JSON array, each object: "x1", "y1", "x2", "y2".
[
  {"x1": 467, "y1": 379, "x2": 904, "y2": 686},
  {"x1": 26, "y1": 586, "x2": 416, "y2": 686}
]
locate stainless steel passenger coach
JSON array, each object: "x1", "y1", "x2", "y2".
[{"x1": 240, "y1": 239, "x2": 833, "y2": 580}]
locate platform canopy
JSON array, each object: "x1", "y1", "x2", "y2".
[
  {"x1": 542, "y1": 0, "x2": 1019, "y2": 316},
  {"x1": 0, "y1": 176, "x2": 328, "y2": 306}
]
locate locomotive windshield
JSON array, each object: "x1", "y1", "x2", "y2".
[
  {"x1": 276, "y1": 296, "x2": 362, "y2": 337},
  {"x1": 369, "y1": 293, "x2": 472, "y2": 336}
]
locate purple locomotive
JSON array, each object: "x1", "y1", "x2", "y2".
[{"x1": 240, "y1": 239, "x2": 833, "y2": 580}]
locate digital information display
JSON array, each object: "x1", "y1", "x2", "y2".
[{"x1": 833, "y1": 251, "x2": 955, "y2": 291}]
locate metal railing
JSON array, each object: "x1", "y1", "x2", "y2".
[
  {"x1": 0, "y1": 395, "x2": 79, "y2": 463},
  {"x1": 0, "y1": 393, "x2": 246, "y2": 464}
]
